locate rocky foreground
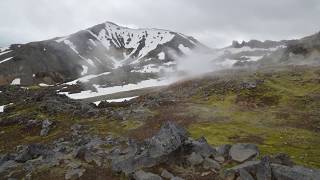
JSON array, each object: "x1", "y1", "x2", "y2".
[{"x1": 0, "y1": 121, "x2": 319, "y2": 180}]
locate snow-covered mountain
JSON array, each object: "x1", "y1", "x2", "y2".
[
  {"x1": 0, "y1": 21, "x2": 205, "y2": 86},
  {"x1": 212, "y1": 39, "x2": 287, "y2": 67}
]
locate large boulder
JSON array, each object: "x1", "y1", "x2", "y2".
[
  {"x1": 147, "y1": 121, "x2": 189, "y2": 156},
  {"x1": 112, "y1": 122, "x2": 188, "y2": 174},
  {"x1": 229, "y1": 143, "x2": 259, "y2": 163}
]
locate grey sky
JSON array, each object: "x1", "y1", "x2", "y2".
[{"x1": 1, "y1": 0, "x2": 319, "y2": 48}]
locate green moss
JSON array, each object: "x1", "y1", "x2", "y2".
[
  {"x1": 86, "y1": 119, "x2": 144, "y2": 137},
  {"x1": 188, "y1": 122, "x2": 320, "y2": 168}
]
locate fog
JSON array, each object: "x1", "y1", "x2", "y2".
[{"x1": 1, "y1": 0, "x2": 320, "y2": 48}]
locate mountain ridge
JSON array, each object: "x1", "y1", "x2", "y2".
[{"x1": 0, "y1": 21, "x2": 206, "y2": 86}]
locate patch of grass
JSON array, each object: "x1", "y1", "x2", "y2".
[
  {"x1": 87, "y1": 118, "x2": 144, "y2": 137},
  {"x1": 188, "y1": 121, "x2": 320, "y2": 168}
]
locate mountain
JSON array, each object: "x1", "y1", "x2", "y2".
[
  {"x1": 210, "y1": 39, "x2": 287, "y2": 67},
  {"x1": 214, "y1": 32, "x2": 320, "y2": 67},
  {"x1": 0, "y1": 22, "x2": 205, "y2": 86}
]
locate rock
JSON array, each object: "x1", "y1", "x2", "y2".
[
  {"x1": 272, "y1": 153, "x2": 294, "y2": 167},
  {"x1": 112, "y1": 122, "x2": 188, "y2": 174},
  {"x1": 133, "y1": 170, "x2": 162, "y2": 180},
  {"x1": 15, "y1": 144, "x2": 49, "y2": 163},
  {"x1": 216, "y1": 144, "x2": 231, "y2": 158},
  {"x1": 224, "y1": 161, "x2": 260, "y2": 178},
  {"x1": 161, "y1": 169, "x2": 174, "y2": 179},
  {"x1": 171, "y1": 177, "x2": 184, "y2": 180},
  {"x1": 73, "y1": 146, "x2": 88, "y2": 160},
  {"x1": 65, "y1": 168, "x2": 86, "y2": 180},
  {"x1": 70, "y1": 124, "x2": 83, "y2": 136},
  {"x1": 214, "y1": 156, "x2": 225, "y2": 163},
  {"x1": 203, "y1": 157, "x2": 221, "y2": 170},
  {"x1": 229, "y1": 144, "x2": 259, "y2": 163},
  {"x1": 189, "y1": 137, "x2": 217, "y2": 158},
  {"x1": 222, "y1": 170, "x2": 236, "y2": 180},
  {"x1": 0, "y1": 160, "x2": 18, "y2": 174},
  {"x1": 256, "y1": 156, "x2": 272, "y2": 180},
  {"x1": 226, "y1": 157, "x2": 272, "y2": 180},
  {"x1": 271, "y1": 164, "x2": 320, "y2": 180},
  {"x1": 147, "y1": 122, "x2": 188, "y2": 156},
  {"x1": 238, "y1": 169, "x2": 254, "y2": 180},
  {"x1": 40, "y1": 119, "x2": 54, "y2": 136},
  {"x1": 0, "y1": 153, "x2": 15, "y2": 165},
  {"x1": 24, "y1": 120, "x2": 41, "y2": 129},
  {"x1": 187, "y1": 152, "x2": 204, "y2": 166}
]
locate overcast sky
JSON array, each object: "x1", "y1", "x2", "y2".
[{"x1": 1, "y1": 0, "x2": 320, "y2": 48}]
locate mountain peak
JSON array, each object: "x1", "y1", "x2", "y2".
[{"x1": 0, "y1": 21, "x2": 203, "y2": 86}]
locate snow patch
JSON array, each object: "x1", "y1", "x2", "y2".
[
  {"x1": 158, "y1": 52, "x2": 165, "y2": 60},
  {"x1": 39, "y1": 83, "x2": 53, "y2": 87},
  {"x1": 220, "y1": 59, "x2": 238, "y2": 67},
  {"x1": 55, "y1": 36, "x2": 69, "y2": 43},
  {"x1": 0, "y1": 105, "x2": 5, "y2": 113},
  {"x1": 132, "y1": 64, "x2": 162, "y2": 73},
  {"x1": 86, "y1": 58, "x2": 95, "y2": 66},
  {"x1": 179, "y1": 44, "x2": 191, "y2": 55},
  {"x1": 11, "y1": 78, "x2": 21, "y2": 85},
  {"x1": 65, "y1": 72, "x2": 111, "y2": 85},
  {"x1": 0, "y1": 47, "x2": 9, "y2": 52},
  {"x1": 94, "y1": 96, "x2": 138, "y2": 105},
  {"x1": 0, "y1": 57, "x2": 13, "y2": 64},
  {"x1": 81, "y1": 65, "x2": 88, "y2": 75},
  {"x1": 224, "y1": 45, "x2": 285, "y2": 55},
  {"x1": 64, "y1": 40, "x2": 79, "y2": 54},
  {"x1": 241, "y1": 56, "x2": 263, "y2": 62},
  {"x1": 0, "y1": 50, "x2": 12, "y2": 56},
  {"x1": 0, "y1": 103, "x2": 13, "y2": 113},
  {"x1": 89, "y1": 39, "x2": 97, "y2": 46},
  {"x1": 61, "y1": 78, "x2": 176, "y2": 99}
]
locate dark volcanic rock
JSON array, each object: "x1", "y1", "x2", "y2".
[
  {"x1": 238, "y1": 169, "x2": 254, "y2": 180},
  {"x1": 133, "y1": 170, "x2": 162, "y2": 180},
  {"x1": 271, "y1": 164, "x2": 320, "y2": 180},
  {"x1": 203, "y1": 157, "x2": 221, "y2": 170},
  {"x1": 187, "y1": 152, "x2": 204, "y2": 166},
  {"x1": 112, "y1": 122, "x2": 188, "y2": 174},
  {"x1": 40, "y1": 119, "x2": 54, "y2": 136},
  {"x1": 216, "y1": 144, "x2": 232, "y2": 158},
  {"x1": 229, "y1": 143, "x2": 259, "y2": 163},
  {"x1": 271, "y1": 153, "x2": 295, "y2": 167},
  {"x1": 188, "y1": 137, "x2": 217, "y2": 158},
  {"x1": 15, "y1": 144, "x2": 50, "y2": 163},
  {"x1": 160, "y1": 169, "x2": 174, "y2": 179}
]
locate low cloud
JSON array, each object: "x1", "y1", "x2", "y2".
[{"x1": 0, "y1": 0, "x2": 320, "y2": 48}]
